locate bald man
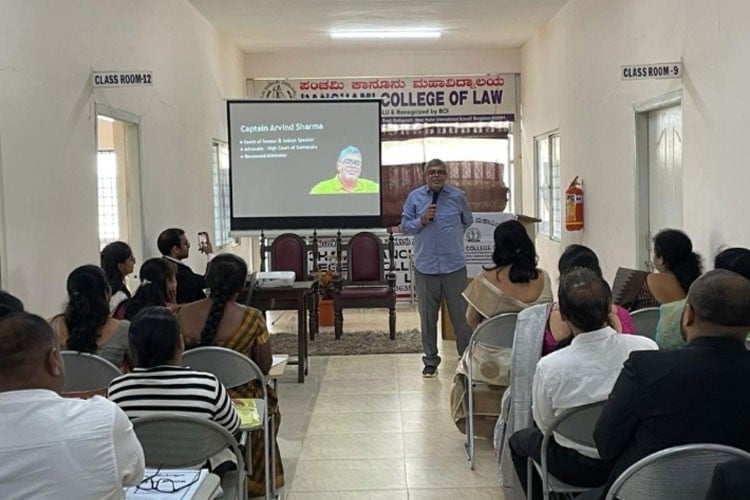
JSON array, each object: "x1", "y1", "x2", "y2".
[
  {"x1": 0, "y1": 313, "x2": 144, "y2": 499},
  {"x1": 581, "y1": 269, "x2": 750, "y2": 499}
]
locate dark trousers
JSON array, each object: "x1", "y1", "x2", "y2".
[
  {"x1": 414, "y1": 267, "x2": 473, "y2": 365},
  {"x1": 509, "y1": 427, "x2": 612, "y2": 500}
]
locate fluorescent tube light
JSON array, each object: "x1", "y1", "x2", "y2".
[{"x1": 330, "y1": 30, "x2": 441, "y2": 39}]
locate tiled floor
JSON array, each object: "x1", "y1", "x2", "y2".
[{"x1": 267, "y1": 304, "x2": 504, "y2": 499}]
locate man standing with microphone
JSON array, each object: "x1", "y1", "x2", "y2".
[{"x1": 401, "y1": 159, "x2": 474, "y2": 377}]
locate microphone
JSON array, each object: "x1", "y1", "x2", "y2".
[
  {"x1": 431, "y1": 189, "x2": 440, "y2": 206},
  {"x1": 429, "y1": 189, "x2": 441, "y2": 221}
]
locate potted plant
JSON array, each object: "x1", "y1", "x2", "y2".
[{"x1": 317, "y1": 268, "x2": 335, "y2": 327}]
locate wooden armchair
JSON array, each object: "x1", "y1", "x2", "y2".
[
  {"x1": 260, "y1": 231, "x2": 320, "y2": 339},
  {"x1": 333, "y1": 231, "x2": 396, "y2": 340}
]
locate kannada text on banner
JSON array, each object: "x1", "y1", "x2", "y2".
[{"x1": 249, "y1": 74, "x2": 516, "y2": 123}]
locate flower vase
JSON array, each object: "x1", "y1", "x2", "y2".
[{"x1": 319, "y1": 298, "x2": 334, "y2": 327}]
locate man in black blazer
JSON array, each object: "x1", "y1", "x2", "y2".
[
  {"x1": 157, "y1": 228, "x2": 210, "y2": 304},
  {"x1": 582, "y1": 269, "x2": 750, "y2": 499}
]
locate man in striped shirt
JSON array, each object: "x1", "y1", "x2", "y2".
[{"x1": 108, "y1": 307, "x2": 240, "y2": 436}]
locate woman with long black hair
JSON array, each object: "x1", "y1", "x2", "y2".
[
  {"x1": 462, "y1": 219, "x2": 553, "y2": 329},
  {"x1": 628, "y1": 228, "x2": 703, "y2": 310},
  {"x1": 451, "y1": 220, "x2": 553, "y2": 440},
  {"x1": 114, "y1": 258, "x2": 177, "y2": 320},
  {"x1": 173, "y1": 254, "x2": 282, "y2": 495},
  {"x1": 100, "y1": 241, "x2": 135, "y2": 313},
  {"x1": 50, "y1": 265, "x2": 131, "y2": 368}
]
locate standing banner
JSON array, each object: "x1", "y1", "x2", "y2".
[
  {"x1": 248, "y1": 74, "x2": 516, "y2": 123},
  {"x1": 464, "y1": 212, "x2": 516, "y2": 277}
]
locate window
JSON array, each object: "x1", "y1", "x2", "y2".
[
  {"x1": 97, "y1": 150, "x2": 119, "y2": 248},
  {"x1": 96, "y1": 110, "x2": 142, "y2": 276},
  {"x1": 212, "y1": 141, "x2": 233, "y2": 247},
  {"x1": 535, "y1": 132, "x2": 561, "y2": 240}
]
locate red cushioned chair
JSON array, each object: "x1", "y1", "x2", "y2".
[
  {"x1": 260, "y1": 231, "x2": 320, "y2": 339},
  {"x1": 333, "y1": 231, "x2": 396, "y2": 340}
]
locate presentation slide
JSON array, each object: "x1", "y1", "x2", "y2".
[{"x1": 228, "y1": 100, "x2": 382, "y2": 230}]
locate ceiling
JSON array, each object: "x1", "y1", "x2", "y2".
[{"x1": 188, "y1": 0, "x2": 569, "y2": 52}]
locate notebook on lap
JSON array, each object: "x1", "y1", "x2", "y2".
[{"x1": 233, "y1": 398, "x2": 261, "y2": 428}]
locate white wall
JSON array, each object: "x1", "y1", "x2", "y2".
[
  {"x1": 520, "y1": 0, "x2": 750, "y2": 284},
  {"x1": 0, "y1": 0, "x2": 246, "y2": 315},
  {"x1": 245, "y1": 48, "x2": 521, "y2": 78}
]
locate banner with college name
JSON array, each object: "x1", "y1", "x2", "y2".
[
  {"x1": 464, "y1": 212, "x2": 517, "y2": 277},
  {"x1": 248, "y1": 74, "x2": 516, "y2": 123}
]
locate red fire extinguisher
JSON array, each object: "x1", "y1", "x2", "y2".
[{"x1": 565, "y1": 176, "x2": 584, "y2": 231}]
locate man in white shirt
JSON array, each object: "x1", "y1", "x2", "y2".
[
  {"x1": 508, "y1": 268, "x2": 657, "y2": 499},
  {"x1": 0, "y1": 312, "x2": 145, "y2": 500}
]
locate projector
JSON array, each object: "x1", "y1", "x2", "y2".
[{"x1": 256, "y1": 271, "x2": 296, "y2": 288}]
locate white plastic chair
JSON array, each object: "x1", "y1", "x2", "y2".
[
  {"x1": 527, "y1": 401, "x2": 605, "y2": 500},
  {"x1": 464, "y1": 312, "x2": 518, "y2": 470},
  {"x1": 182, "y1": 346, "x2": 272, "y2": 500},
  {"x1": 60, "y1": 350, "x2": 121, "y2": 392},
  {"x1": 133, "y1": 414, "x2": 247, "y2": 500},
  {"x1": 630, "y1": 307, "x2": 660, "y2": 339},
  {"x1": 606, "y1": 443, "x2": 750, "y2": 500}
]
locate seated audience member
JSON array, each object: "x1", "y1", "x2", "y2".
[
  {"x1": 0, "y1": 290, "x2": 23, "y2": 318},
  {"x1": 583, "y1": 269, "x2": 750, "y2": 500},
  {"x1": 508, "y1": 268, "x2": 657, "y2": 499},
  {"x1": 114, "y1": 258, "x2": 178, "y2": 320},
  {"x1": 173, "y1": 254, "x2": 283, "y2": 494},
  {"x1": 657, "y1": 246, "x2": 750, "y2": 349},
  {"x1": 622, "y1": 228, "x2": 702, "y2": 310},
  {"x1": 462, "y1": 220, "x2": 553, "y2": 329},
  {"x1": 50, "y1": 265, "x2": 131, "y2": 369},
  {"x1": 100, "y1": 241, "x2": 135, "y2": 313},
  {"x1": 544, "y1": 245, "x2": 635, "y2": 354},
  {"x1": 108, "y1": 307, "x2": 239, "y2": 468},
  {"x1": 452, "y1": 220, "x2": 552, "y2": 438},
  {"x1": 0, "y1": 312, "x2": 144, "y2": 498},
  {"x1": 158, "y1": 227, "x2": 211, "y2": 303}
]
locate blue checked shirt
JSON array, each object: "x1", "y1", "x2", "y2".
[{"x1": 401, "y1": 184, "x2": 473, "y2": 275}]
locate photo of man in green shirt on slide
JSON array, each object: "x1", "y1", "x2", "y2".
[{"x1": 309, "y1": 145, "x2": 380, "y2": 194}]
